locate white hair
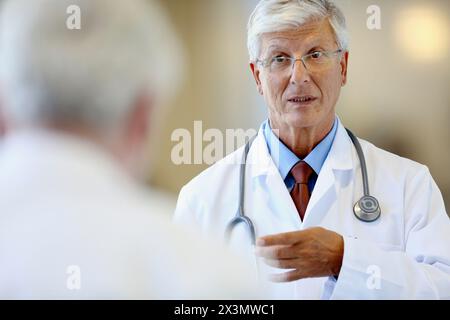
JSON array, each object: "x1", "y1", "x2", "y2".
[
  {"x1": 0, "y1": 0, "x2": 183, "y2": 132},
  {"x1": 247, "y1": 0, "x2": 349, "y2": 61}
]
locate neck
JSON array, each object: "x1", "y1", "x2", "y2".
[{"x1": 270, "y1": 117, "x2": 335, "y2": 159}]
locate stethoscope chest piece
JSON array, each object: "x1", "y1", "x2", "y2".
[{"x1": 353, "y1": 195, "x2": 381, "y2": 222}]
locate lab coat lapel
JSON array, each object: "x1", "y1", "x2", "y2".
[
  {"x1": 302, "y1": 120, "x2": 354, "y2": 228},
  {"x1": 246, "y1": 120, "x2": 355, "y2": 232},
  {"x1": 247, "y1": 130, "x2": 302, "y2": 234},
  {"x1": 246, "y1": 129, "x2": 301, "y2": 299},
  {"x1": 302, "y1": 158, "x2": 336, "y2": 228}
]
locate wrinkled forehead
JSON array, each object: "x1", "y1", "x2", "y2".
[{"x1": 260, "y1": 18, "x2": 337, "y2": 55}]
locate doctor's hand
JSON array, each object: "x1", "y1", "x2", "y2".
[{"x1": 255, "y1": 227, "x2": 344, "y2": 282}]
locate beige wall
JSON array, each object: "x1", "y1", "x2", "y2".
[{"x1": 150, "y1": 0, "x2": 450, "y2": 211}]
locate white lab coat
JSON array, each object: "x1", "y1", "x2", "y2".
[
  {"x1": 0, "y1": 130, "x2": 258, "y2": 299},
  {"x1": 174, "y1": 118, "x2": 450, "y2": 299}
]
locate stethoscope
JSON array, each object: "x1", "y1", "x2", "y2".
[{"x1": 224, "y1": 129, "x2": 381, "y2": 245}]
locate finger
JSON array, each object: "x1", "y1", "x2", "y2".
[
  {"x1": 263, "y1": 258, "x2": 302, "y2": 269},
  {"x1": 256, "y1": 230, "x2": 305, "y2": 246},
  {"x1": 268, "y1": 269, "x2": 305, "y2": 283},
  {"x1": 254, "y1": 245, "x2": 296, "y2": 259}
]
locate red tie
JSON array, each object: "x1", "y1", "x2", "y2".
[{"x1": 290, "y1": 161, "x2": 314, "y2": 221}]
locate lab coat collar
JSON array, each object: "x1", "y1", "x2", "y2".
[
  {"x1": 303, "y1": 118, "x2": 355, "y2": 225},
  {"x1": 327, "y1": 116, "x2": 354, "y2": 172},
  {"x1": 248, "y1": 116, "x2": 354, "y2": 179},
  {"x1": 246, "y1": 125, "x2": 273, "y2": 178},
  {"x1": 247, "y1": 116, "x2": 355, "y2": 227}
]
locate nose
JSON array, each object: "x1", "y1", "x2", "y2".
[{"x1": 290, "y1": 58, "x2": 310, "y2": 84}]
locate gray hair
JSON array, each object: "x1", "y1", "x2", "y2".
[
  {"x1": 247, "y1": 0, "x2": 349, "y2": 62},
  {"x1": 0, "y1": 0, "x2": 183, "y2": 132}
]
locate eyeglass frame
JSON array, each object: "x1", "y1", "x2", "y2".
[{"x1": 256, "y1": 48, "x2": 344, "y2": 73}]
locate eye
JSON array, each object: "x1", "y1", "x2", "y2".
[
  {"x1": 271, "y1": 55, "x2": 289, "y2": 64},
  {"x1": 310, "y1": 51, "x2": 324, "y2": 59}
]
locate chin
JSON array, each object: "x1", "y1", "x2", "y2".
[{"x1": 284, "y1": 110, "x2": 323, "y2": 129}]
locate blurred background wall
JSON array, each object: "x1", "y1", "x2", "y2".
[{"x1": 150, "y1": 0, "x2": 449, "y2": 212}]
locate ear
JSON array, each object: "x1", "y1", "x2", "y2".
[
  {"x1": 115, "y1": 93, "x2": 153, "y2": 178},
  {"x1": 125, "y1": 93, "x2": 152, "y2": 148},
  {"x1": 340, "y1": 51, "x2": 349, "y2": 86},
  {"x1": 0, "y1": 111, "x2": 5, "y2": 137},
  {"x1": 0, "y1": 87, "x2": 6, "y2": 137},
  {"x1": 250, "y1": 62, "x2": 264, "y2": 95}
]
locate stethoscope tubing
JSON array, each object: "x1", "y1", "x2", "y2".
[{"x1": 225, "y1": 128, "x2": 381, "y2": 245}]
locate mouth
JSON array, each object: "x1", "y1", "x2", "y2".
[{"x1": 287, "y1": 96, "x2": 317, "y2": 105}]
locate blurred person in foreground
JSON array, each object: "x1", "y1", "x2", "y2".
[{"x1": 0, "y1": 0, "x2": 258, "y2": 299}]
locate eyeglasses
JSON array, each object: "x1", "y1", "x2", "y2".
[{"x1": 257, "y1": 49, "x2": 343, "y2": 74}]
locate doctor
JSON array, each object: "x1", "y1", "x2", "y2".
[{"x1": 174, "y1": 0, "x2": 450, "y2": 299}]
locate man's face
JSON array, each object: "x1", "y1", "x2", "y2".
[{"x1": 250, "y1": 19, "x2": 348, "y2": 132}]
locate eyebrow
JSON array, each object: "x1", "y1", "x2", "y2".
[
  {"x1": 265, "y1": 45, "x2": 288, "y2": 54},
  {"x1": 264, "y1": 43, "x2": 326, "y2": 57}
]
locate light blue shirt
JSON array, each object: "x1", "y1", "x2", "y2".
[{"x1": 263, "y1": 117, "x2": 338, "y2": 193}]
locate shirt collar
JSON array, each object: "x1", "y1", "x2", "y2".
[{"x1": 263, "y1": 116, "x2": 338, "y2": 180}]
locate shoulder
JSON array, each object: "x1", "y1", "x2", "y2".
[
  {"x1": 179, "y1": 145, "x2": 245, "y2": 197},
  {"x1": 358, "y1": 137, "x2": 430, "y2": 179},
  {"x1": 174, "y1": 143, "x2": 249, "y2": 227}
]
